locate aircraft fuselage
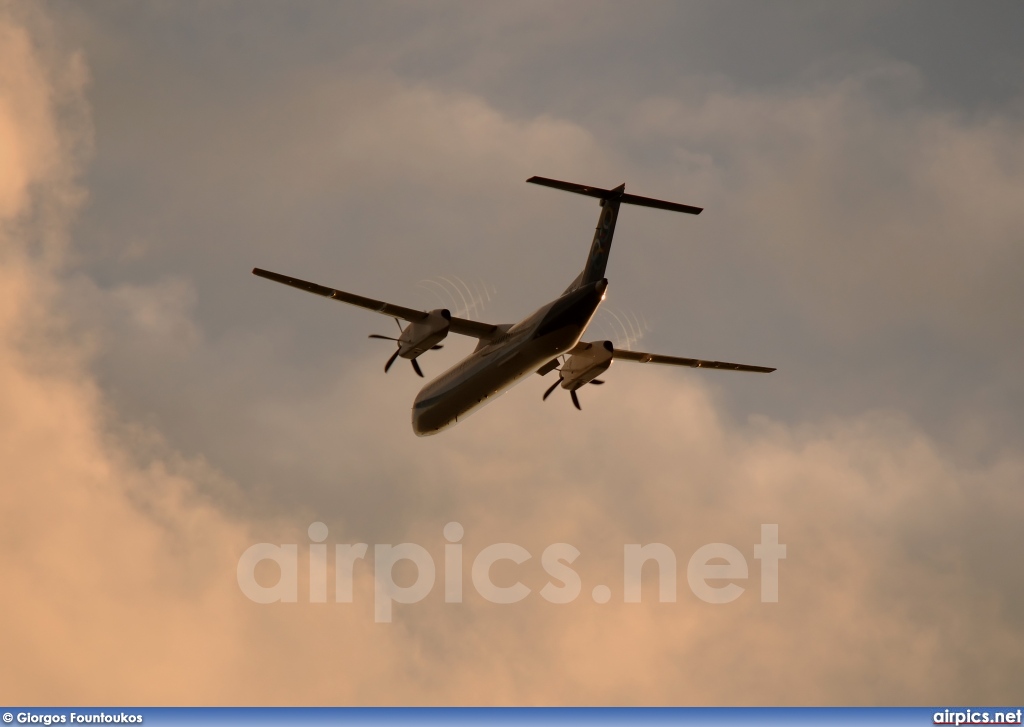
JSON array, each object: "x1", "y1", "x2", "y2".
[{"x1": 412, "y1": 279, "x2": 607, "y2": 435}]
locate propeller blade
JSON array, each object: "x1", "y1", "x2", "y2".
[
  {"x1": 570, "y1": 389, "x2": 581, "y2": 410},
  {"x1": 384, "y1": 348, "x2": 400, "y2": 373},
  {"x1": 393, "y1": 317, "x2": 403, "y2": 334},
  {"x1": 411, "y1": 358, "x2": 424, "y2": 378},
  {"x1": 369, "y1": 334, "x2": 400, "y2": 341},
  {"x1": 431, "y1": 345, "x2": 444, "y2": 350},
  {"x1": 590, "y1": 379, "x2": 605, "y2": 385},
  {"x1": 542, "y1": 379, "x2": 561, "y2": 401}
]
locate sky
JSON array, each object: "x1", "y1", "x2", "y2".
[{"x1": 1, "y1": 0, "x2": 1022, "y2": 705}]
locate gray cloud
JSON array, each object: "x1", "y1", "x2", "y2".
[{"x1": 1, "y1": 0, "x2": 1021, "y2": 706}]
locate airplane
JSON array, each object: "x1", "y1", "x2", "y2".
[{"x1": 253, "y1": 176, "x2": 775, "y2": 436}]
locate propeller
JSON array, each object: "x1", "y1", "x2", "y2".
[
  {"x1": 369, "y1": 318, "x2": 442, "y2": 377},
  {"x1": 541, "y1": 376, "x2": 604, "y2": 410}
]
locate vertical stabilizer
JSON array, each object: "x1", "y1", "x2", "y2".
[
  {"x1": 526, "y1": 176, "x2": 702, "y2": 294},
  {"x1": 580, "y1": 184, "x2": 624, "y2": 288}
]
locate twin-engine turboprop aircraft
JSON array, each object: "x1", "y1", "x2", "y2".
[{"x1": 253, "y1": 176, "x2": 775, "y2": 436}]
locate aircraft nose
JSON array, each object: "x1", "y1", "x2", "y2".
[{"x1": 411, "y1": 399, "x2": 445, "y2": 436}]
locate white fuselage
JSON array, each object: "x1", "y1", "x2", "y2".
[{"x1": 412, "y1": 279, "x2": 607, "y2": 435}]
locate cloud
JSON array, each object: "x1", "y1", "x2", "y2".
[
  {"x1": 1, "y1": 2, "x2": 1022, "y2": 707},
  {"x1": 188, "y1": 357, "x2": 1022, "y2": 704},
  {"x1": 624, "y1": 62, "x2": 1024, "y2": 343},
  {"x1": 0, "y1": 17, "x2": 58, "y2": 219}
]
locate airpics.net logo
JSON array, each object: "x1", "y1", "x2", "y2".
[{"x1": 237, "y1": 523, "x2": 787, "y2": 622}]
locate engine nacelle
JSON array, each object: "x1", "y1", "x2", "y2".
[
  {"x1": 398, "y1": 309, "x2": 451, "y2": 359},
  {"x1": 559, "y1": 340, "x2": 613, "y2": 390}
]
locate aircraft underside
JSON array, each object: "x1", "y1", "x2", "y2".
[
  {"x1": 412, "y1": 330, "x2": 576, "y2": 435},
  {"x1": 411, "y1": 280, "x2": 608, "y2": 435}
]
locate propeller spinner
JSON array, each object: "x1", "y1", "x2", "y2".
[{"x1": 369, "y1": 316, "x2": 446, "y2": 378}]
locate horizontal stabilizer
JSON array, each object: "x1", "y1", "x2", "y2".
[{"x1": 527, "y1": 176, "x2": 702, "y2": 215}]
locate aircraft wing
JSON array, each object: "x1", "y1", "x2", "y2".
[
  {"x1": 613, "y1": 347, "x2": 775, "y2": 373},
  {"x1": 252, "y1": 268, "x2": 499, "y2": 339}
]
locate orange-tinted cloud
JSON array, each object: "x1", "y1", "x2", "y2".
[{"x1": 2, "y1": 3, "x2": 1022, "y2": 707}]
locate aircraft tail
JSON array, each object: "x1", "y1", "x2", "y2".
[{"x1": 527, "y1": 176, "x2": 703, "y2": 293}]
